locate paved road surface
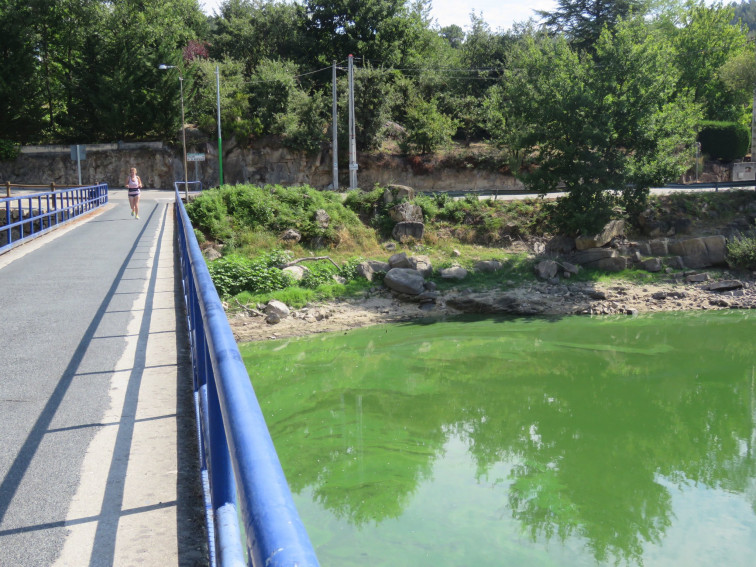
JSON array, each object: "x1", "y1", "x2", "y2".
[{"x1": 0, "y1": 189, "x2": 207, "y2": 566}]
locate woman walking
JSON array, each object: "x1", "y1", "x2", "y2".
[{"x1": 126, "y1": 167, "x2": 143, "y2": 219}]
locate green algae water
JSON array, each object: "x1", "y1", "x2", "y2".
[{"x1": 240, "y1": 311, "x2": 756, "y2": 566}]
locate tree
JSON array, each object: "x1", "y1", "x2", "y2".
[
  {"x1": 499, "y1": 22, "x2": 700, "y2": 234},
  {"x1": 400, "y1": 97, "x2": 458, "y2": 154},
  {"x1": 538, "y1": 0, "x2": 649, "y2": 51}
]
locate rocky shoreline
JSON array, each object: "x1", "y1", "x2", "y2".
[{"x1": 228, "y1": 270, "x2": 756, "y2": 343}]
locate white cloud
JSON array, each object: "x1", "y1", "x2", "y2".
[{"x1": 198, "y1": 0, "x2": 557, "y2": 32}]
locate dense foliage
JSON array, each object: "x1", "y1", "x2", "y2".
[
  {"x1": 3, "y1": 0, "x2": 756, "y2": 233},
  {"x1": 698, "y1": 120, "x2": 751, "y2": 161}
]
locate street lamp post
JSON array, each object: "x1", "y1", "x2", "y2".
[{"x1": 159, "y1": 64, "x2": 189, "y2": 201}]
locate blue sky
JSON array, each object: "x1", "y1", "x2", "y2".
[{"x1": 198, "y1": 0, "x2": 557, "y2": 32}]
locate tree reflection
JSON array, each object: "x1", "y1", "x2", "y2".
[{"x1": 242, "y1": 313, "x2": 756, "y2": 564}]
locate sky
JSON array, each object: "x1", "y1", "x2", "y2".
[{"x1": 198, "y1": 0, "x2": 558, "y2": 33}]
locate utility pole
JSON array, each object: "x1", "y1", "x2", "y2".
[
  {"x1": 332, "y1": 60, "x2": 339, "y2": 190},
  {"x1": 216, "y1": 65, "x2": 224, "y2": 186},
  {"x1": 348, "y1": 54, "x2": 358, "y2": 189}
]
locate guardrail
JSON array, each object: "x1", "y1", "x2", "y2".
[
  {"x1": 174, "y1": 189, "x2": 320, "y2": 567},
  {"x1": 1, "y1": 184, "x2": 108, "y2": 253}
]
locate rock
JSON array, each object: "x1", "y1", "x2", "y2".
[
  {"x1": 532, "y1": 241, "x2": 546, "y2": 255},
  {"x1": 637, "y1": 242, "x2": 652, "y2": 256},
  {"x1": 388, "y1": 201, "x2": 423, "y2": 223},
  {"x1": 652, "y1": 291, "x2": 668, "y2": 300},
  {"x1": 575, "y1": 219, "x2": 625, "y2": 250},
  {"x1": 424, "y1": 281, "x2": 437, "y2": 291},
  {"x1": 266, "y1": 299, "x2": 290, "y2": 317},
  {"x1": 367, "y1": 259, "x2": 390, "y2": 272},
  {"x1": 383, "y1": 184, "x2": 415, "y2": 204},
  {"x1": 649, "y1": 239, "x2": 669, "y2": 256},
  {"x1": 596, "y1": 256, "x2": 627, "y2": 272},
  {"x1": 408, "y1": 255, "x2": 433, "y2": 277},
  {"x1": 667, "y1": 256, "x2": 685, "y2": 269},
  {"x1": 314, "y1": 209, "x2": 330, "y2": 228},
  {"x1": 535, "y1": 260, "x2": 558, "y2": 280},
  {"x1": 384, "y1": 242, "x2": 396, "y2": 251},
  {"x1": 686, "y1": 273, "x2": 710, "y2": 283},
  {"x1": 474, "y1": 260, "x2": 504, "y2": 273},
  {"x1": 572, "y1": 247, "x2": 617, "y2": 266},
  {"x1": 452, "y1": 249, "x2": 461, "y2": 257},
  {"x1": 707, "y1": 280, "x2": 744, "y2": 292},
  {"x1": 205, "y1": 247, "x2": 222, "y2": 261},
  {"x1": 384, "y1": 268, "x2": 426, "y2": 295},
  {"x1": 668, "y1": 236, "x2": 726, "y2": 269},
  {"x1": 392, "y1": 221, "x2": 425, "y2": 241},
  {"x1": 672, "y1": 217, "x2": 692, "y2": 235},
  {"x1": 266, "y1": 312, "x2": 281, "y2": 324},
  {"x1": 545, "y1": 235, "x2": 575, "y2": 255},
  {"x1": 388, "y1": 252, "x2": 410, "y2": 269},
  {"x1": 357, "y1": 262, "x2": 375, "y2": 281},
  {"x1": 561, "y1": 261, "x2": 580, "y2": 275},
  {"x1": 589, "y1": 290, "x2": 607, "y2": 300},
  {"x1": 639, "y1": 258, "x2": 662, "y2": 273},
  {"x1": 280, "y1": 228, "x2": 301, "y2": 243},
  {"x1": 446, "y1": 292, "x2": 548, "y2": 315},
  {"x1": 282, "y1": 265, "x2": 307, "y2": 280},
  {"x1": 440, "y1": 266, "x2": 468, "y2": 280}
]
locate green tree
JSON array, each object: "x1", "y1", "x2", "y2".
[
  {"x1": 246, "y1": 58, "x2": 299, "y2": 133},
  {"x1": 538, "y1": 0, "x2": 649, "y2": 51},
  {"x1": 400, "y1": 97, "x2": 458, "y2": 154},
  {"x1": 208, "y1": 0, "x2": 307, "y2": 74},
  {"x1": 500, "y1": 22, "x2": 700, "y2": 234},
  {"x1": 662, "y1": 0, "x2": 750, "y2": 121}
]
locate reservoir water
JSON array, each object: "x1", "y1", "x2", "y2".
[{"x1": 240, "y1": 311, "x2": 756, "y2": 566}]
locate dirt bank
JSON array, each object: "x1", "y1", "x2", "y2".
[{"x1": 228, "y1": 271, "x2": 756, "y2": 342}]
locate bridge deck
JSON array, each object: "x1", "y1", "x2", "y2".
[{"x1": 0, "y1": 190, "x2": 207, "y2": 566}]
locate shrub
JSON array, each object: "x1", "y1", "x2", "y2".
[
  {"x1": 698, "y1": 121, "x2": 750, "y2": 162},
  {"x1": 727, "y1": 236, "x2": 756, "y2": 270},
  {"x1": 0, "y1": 139, "x2": 19, "y2": 161},
  {"x1": 208, "y1": 253, "x2": 293, "y2": 297},
  {"x1": 400, "y1": 98, "x2": 458, "y2": 154}
]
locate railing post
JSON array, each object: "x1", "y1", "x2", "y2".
[{"x1": 5, "y1": 181, "x2": 10, "y2": 198}]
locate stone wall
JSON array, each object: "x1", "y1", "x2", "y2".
[{"x1": 0, "y1": 136, "x2": 525, "y2": 193}]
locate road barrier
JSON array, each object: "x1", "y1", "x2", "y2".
[
  {"x1": 174, "y1": 189, "x2": 320, "y2": 567},
  {"x1": 0, "y1": 184, "x2": 108, "y2": 252}
]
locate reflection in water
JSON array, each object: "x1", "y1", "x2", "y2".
[{"x1": 242, "y1": 311, "x2": 756, "y2": 566}]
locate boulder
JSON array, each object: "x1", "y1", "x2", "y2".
[
  {"x1": 440, "y1": 266, "x2": 468, "y2": 280},
  {"x1": 367, "y1": 260, "x2": 390, "y2": 272},
  {"x1": 649, "y1": 239, "x2": 669, "y2": 256},
  {"x1": 545, "y1": 234, "x2": 576, "y2": 255},
  {"x1": 383, "y1": 184, "x2": 415, "y2": 205},
  {"x1": 572, "y1": 247, "x2": 617, "y2": 266},
  {"x1": 686, "y1": 273, "x2": 710, "y2": 283},
  {"x1": 639, "y1": 258, "x2": 662, "y2": 273},
  {"x1": 388, "y1": 252, "x2": 411, "y2": 269},
  {"x1": 575, "y1": 220, "x2": 625, "y2": 250},
  {"x1": 356, "y1": 262, "x2": 375, "y2": 281},
  {"x1": 389, "y1": 201, "x2": 423, "y2": 223},
  {"x1": 534, "y1": 260, "x2": 558, "y2": 280},
  {"x1": 384, "y1": 268, "x2": 426, "y2": 295},
  {"x1": 474, "y1": 260, "x2": 504, "y2": 273},
  {"x1": 408, "y1": 255, "x2": 433, "y2": 278},
  {"x1": 561, "y1": 261, "x2": 581, "y2": 275},
  {"x1": 314, "y1": 209, "x2": 330, "y2": 228},
  {"x1": 707, "y1": 280, "x2": 743, "y2": 292},
  {"x1": 596, "y1": 256, "x2": 627, "y2": 272},
  {"x1": 446, "y1": 292, "x2": 548, "y2": 315},
  {"x1": 265, "y1": 300, "x2": 290, "y2": 321},
  {"x1": 668, "y1": 236, "x2": 726, "y2": 268},
  {"x1": 280, "y1": 228, "x2": 301, "y2": 243},
  {"x1": 282, "y1": 265, "x2": 307, "y2": 281},
  {"x1": 392, "y1": 221, "x2": 425, "y2": 241}
]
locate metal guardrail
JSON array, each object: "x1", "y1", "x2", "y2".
[
  {"x1": 174, "y1": 189, "x2": 320, "y2": 567},
  {"x1": 0, "y1": 184, "x2": 108, "y2": 253}
]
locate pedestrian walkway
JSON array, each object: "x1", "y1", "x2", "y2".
[{"x1": 0, "y1": 190, "x2": 207, "y2": 566}]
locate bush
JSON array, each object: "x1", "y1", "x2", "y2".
[
  {"x1": 727, "y1": 236, "x2": 756, "y2": 270},
  {"x1": 698, "y1": 121, "x2": 750, "y2": 162},
  {"x1": 400, "y1": 98, "x2": 458, "y2": 154},
  {"x1": 207, "y1": 253, "x2": 293, "y2": 297},
  {"x1": 0, "y1": 139, "x2": 19, "y2": 161}
]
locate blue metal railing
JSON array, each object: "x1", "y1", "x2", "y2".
[
  {"x1": 174, "y1": 189, "x2": 320, "y2": 567},
  {"x1": 1, "y1": 184, "x2": 108, "y2": 253}
]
